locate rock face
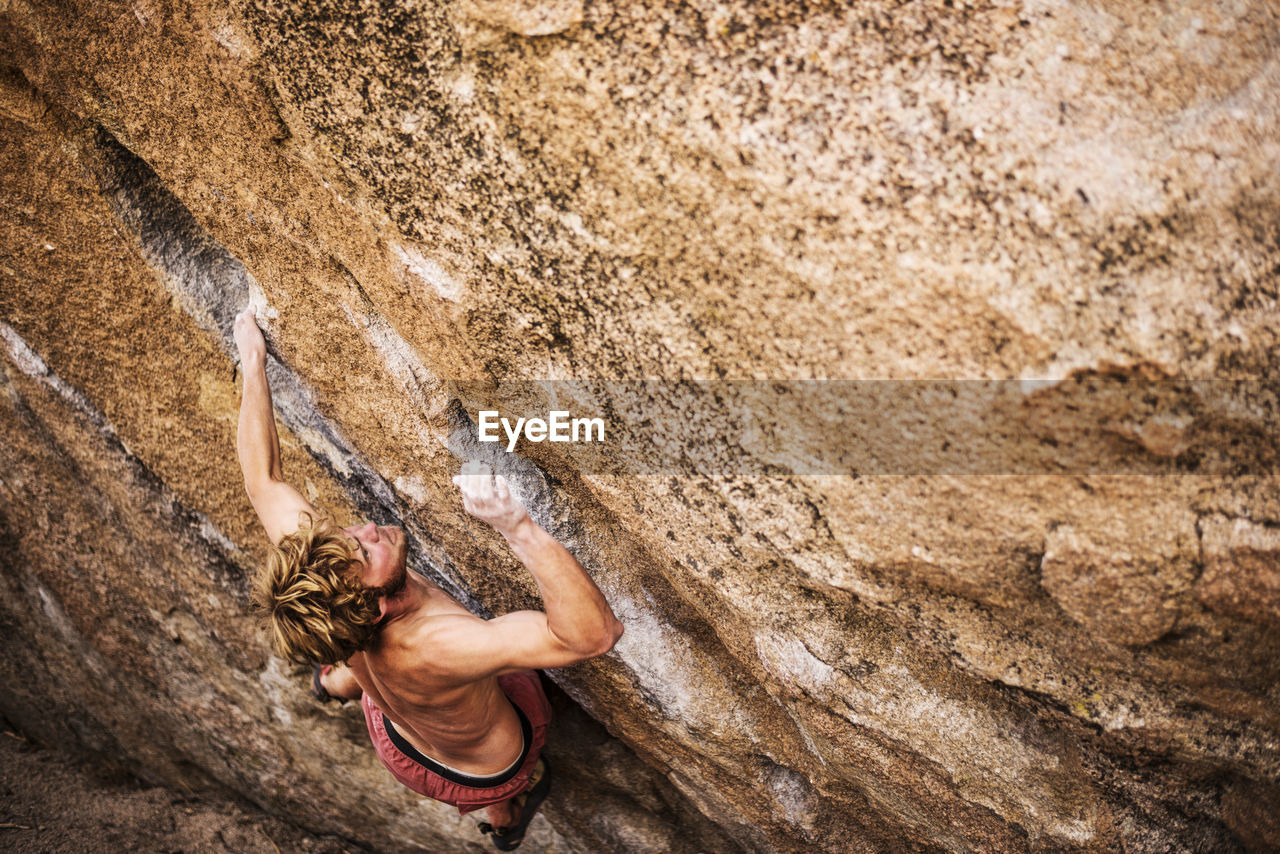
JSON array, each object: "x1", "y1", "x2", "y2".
[{"x1": 1, "y1": 1, "x2": 1278, "y2": 852}]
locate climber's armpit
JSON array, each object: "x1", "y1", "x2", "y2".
[{"x1": 245, "y1": 477, "x2": 316, "y2": 545}]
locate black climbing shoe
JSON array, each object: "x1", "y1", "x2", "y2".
[
  {"x1": 477, "y1": 758, "x2": 551, "y2": 851},
  {"x1": 310, "y1": 664, "x2": 347, "y2": 705}
]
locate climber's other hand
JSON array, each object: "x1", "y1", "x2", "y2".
[{"x1": 453, "y1": 461, "x2": 530, "y2": 536}]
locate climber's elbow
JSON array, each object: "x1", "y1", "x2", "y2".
[
  {"x1": 577, "y1": 618, "x2": 623, "y2": 659},
  {"x1": 598, "y1": 617, "x2": 624, "y2": 656},
  {"x1": 547, "y1": 615, "x2": 623, "y2": 662}
]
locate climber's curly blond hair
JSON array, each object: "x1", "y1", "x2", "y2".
[{"x1": 253, "y1": 512, "x2": 381, "y2": 666}]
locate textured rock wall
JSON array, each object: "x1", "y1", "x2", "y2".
[{"x1": 2, "y1": 1, "x2": 1279, "y2": 851}]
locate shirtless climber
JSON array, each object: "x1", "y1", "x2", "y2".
[{"x1": 232, "y1": 310, "x2": 623, "y2": 850}]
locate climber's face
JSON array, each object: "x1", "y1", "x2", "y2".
[{"x1": 343, "y1": 521, "x2": 408, "y2": 598}]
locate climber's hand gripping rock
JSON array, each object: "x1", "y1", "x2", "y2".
[
  {"x1": 453, "y1": 462, "x2": 530, "y2": 537},
  {"x1": 234, "y1": 309, "x2": 266, "y2": 368}
]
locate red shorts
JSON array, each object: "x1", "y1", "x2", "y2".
[{"x1": 361, "y1": 670, "x2": 551, "y2": 814}]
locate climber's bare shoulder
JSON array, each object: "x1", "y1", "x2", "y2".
[
  {"x1": 374, "y1": 609, "x2": 543, "y2": 693},
  {"x1": 370, "y1": 594, "x2": 597, "y2": 699}
]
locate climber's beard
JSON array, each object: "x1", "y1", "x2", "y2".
[{"x1": 370, "y1": 563, "x2": 408, "y2": 600}]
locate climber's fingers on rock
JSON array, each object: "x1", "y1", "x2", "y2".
[
  {"x1": 475, "y1": 471, "x2": 496, "y2": 503},
  {"x1": 493, "y1": 475, "x2": 511, "y2": 504},
  {"x1": 454, "y1": 466, "x2": 526, "y2": 532},
  {"x1": 454, "y1": 464, "x2": 496, "y2": 504},
  {"x1": 457, "y1": 489, "x2": 477, "y2": 516},
  {"x1": 458, "y1": 460, "x2": 489, "y2": 480},
  {"x1": 453, "y1": 472, "x2": 479, "y2": 498}
]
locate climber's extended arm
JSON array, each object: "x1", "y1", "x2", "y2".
[
  {"x1": 428, "y1": 464, "x2": 623, "y2": 678},
  {"x1": 235, "y1": 309, "x2": 315, "y2": 544}
]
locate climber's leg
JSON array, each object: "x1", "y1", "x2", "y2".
[
  {"x1": 484, "y1": 792, "x2": 519, "y2": 828},
  {"x1": 478, "y1": 758, "x2": 551, "y2": 851}
]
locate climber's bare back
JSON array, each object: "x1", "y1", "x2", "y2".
[{"x1": 344, "y1": 573, "x2": 525, "y2": 775}]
